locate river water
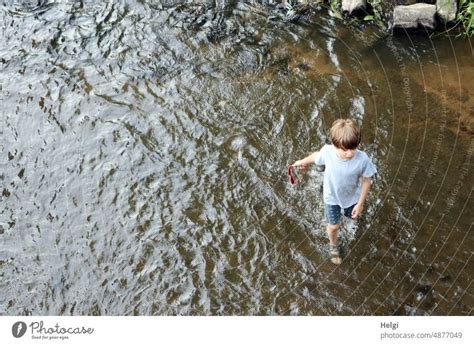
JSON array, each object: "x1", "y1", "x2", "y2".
[{"x1": 0, "y1": 1, "x2": 472, "y2": 316}]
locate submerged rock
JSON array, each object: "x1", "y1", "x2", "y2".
[
  {"x1": 393, "y1": 3, "x2": 437, "y2": 32},
  {"x1": 394, "y1": 0, "x2": 418, "y2": 4},
  {"x1": 436, "y1": 0, "x2": 457, "y2": 24}
]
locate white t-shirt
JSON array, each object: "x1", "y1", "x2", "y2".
[{"x1": 315, "y1": 144, "x2": 377, "y2": 208}]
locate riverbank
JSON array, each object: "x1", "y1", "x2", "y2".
[{"x1": 258, "y1": 0, "x2": 472, "y2": 36}]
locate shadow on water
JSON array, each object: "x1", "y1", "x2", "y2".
[{"x1": 0, "y1": 1, "x2": 472, "y2": 315}]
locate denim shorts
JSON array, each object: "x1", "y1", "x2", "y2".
[{"x1": 325, "y1": 203, "x2": 356, "y2": 225}]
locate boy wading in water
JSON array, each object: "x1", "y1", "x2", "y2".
[{"x1": 292, "y1": 119, "x2": 377, "y2": 265}]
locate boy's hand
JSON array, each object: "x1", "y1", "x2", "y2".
[
  {"x1": 351, "y1": 203, "x2": 364, "y2": 219},
  {"x1": 292, "y1": 160, "x2": 307, "y2": 168}
]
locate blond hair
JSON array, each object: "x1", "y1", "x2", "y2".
[{"x1": 329, "y1": 119, "x2": 361, "y2": 150}]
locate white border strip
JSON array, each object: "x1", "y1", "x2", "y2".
[{"x1": 0, "y1": 316, "x2": 472, "y2": 345}]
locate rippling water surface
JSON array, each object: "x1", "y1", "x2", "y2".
[{"x1": 1, "y1": 1, "x2": 472, "y2": 315}]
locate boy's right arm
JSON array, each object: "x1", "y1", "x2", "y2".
[{"x1": 292, "y1": 151, "x2": 319, "y2": 167}]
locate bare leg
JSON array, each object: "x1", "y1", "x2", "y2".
[
  {"x1": 326, "y1": 223, "x2": 340, "y2": 246},
  {"x1": 327, "y1": 223, "x2": 342, "y2": 265}
]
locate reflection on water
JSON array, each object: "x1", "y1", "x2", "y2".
[{"x1": 0, "y1": 1, "x2": 472, "y2": 315}]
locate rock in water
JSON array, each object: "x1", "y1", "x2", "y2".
[
  {"x1": 393, "y1": 3, "x2": 437, "y2": 32},
  {"x1": 436, "y1": 0, "x2": 457, "y2": 24},
  {"x1": 341, "y1": 0, "x2": 367, "y2": 16}
]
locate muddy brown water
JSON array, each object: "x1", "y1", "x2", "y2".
[{"x1": 0, "y1": 1, "x2": 472, "y2": 315}]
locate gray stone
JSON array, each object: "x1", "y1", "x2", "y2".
[
  {"x1": 437, "y1": 0, "x2": 457, "y2": 24},
  {"x1": 341, "y1": 0, "x2": 367, "y2": 16},
  {"x1": 393, "y1": 3, "x2": 437, "y2": 32}
]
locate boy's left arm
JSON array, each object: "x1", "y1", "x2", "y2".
[{"x1": 351, "y1": 177, "x2": 372, "y2": 219}]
